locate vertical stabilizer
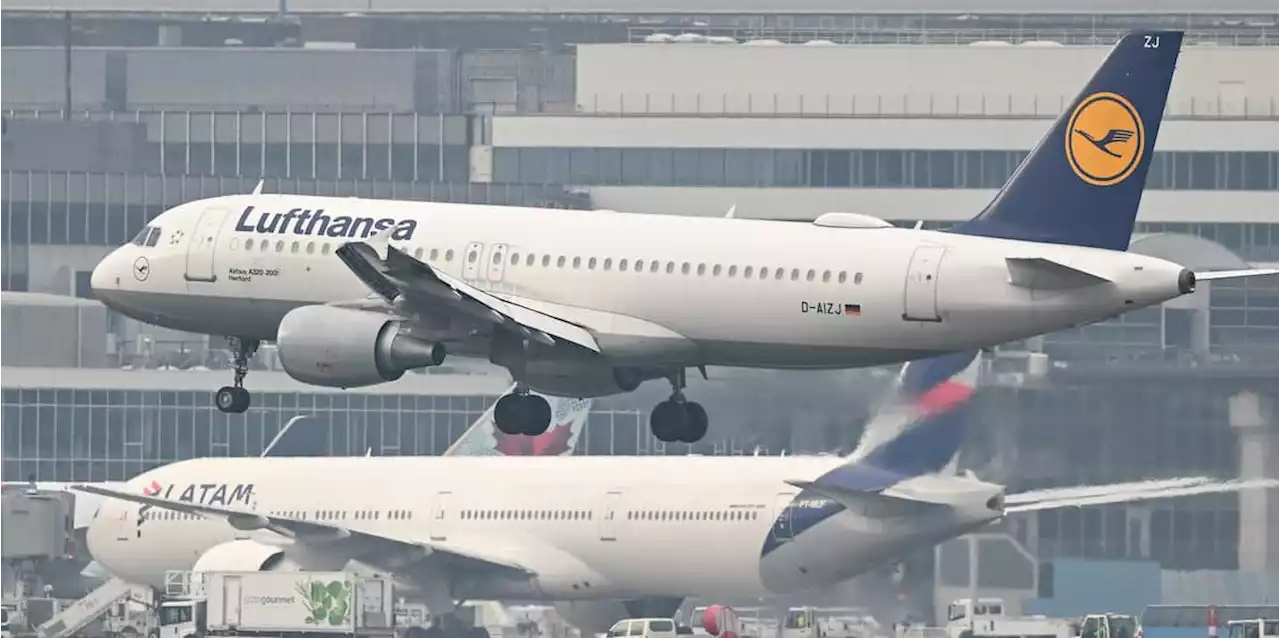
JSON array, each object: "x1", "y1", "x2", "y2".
[{"x1": 951, "y1": 30, "x2": 1183, "y2": 251}]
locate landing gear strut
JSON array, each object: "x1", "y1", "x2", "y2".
[
  {"x1": 649, "y1": 369, "x2": 708, "y2": 443},
  {"x1": 493, "y1": 387, "x2": 552, "y2": 436},
  {"x1": 214, "y1": 337, "x2": 259, "y2": 414}
]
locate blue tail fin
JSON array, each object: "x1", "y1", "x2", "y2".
[
  {"x1": 816, "y1": 350, "x2": 983, "y2": 492},
  {"x1": 951, "y1": 30, "x2": 1183, "y2": 251}
]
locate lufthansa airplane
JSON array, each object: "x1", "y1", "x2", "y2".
[
  {"x1": 88, "y1": 30, "x2": 1274, "y2": 443},
  {"x1": 77, "y1": 349, "x2": 1276, "y2": 638}
]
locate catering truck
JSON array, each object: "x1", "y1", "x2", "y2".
[{"x1": 158, "y1": 570, "x2": 396, "y2": 638}]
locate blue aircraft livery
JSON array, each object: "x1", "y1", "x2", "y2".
[
  {"x1": 234, "y1": 206, "x2": 418, "y2": 241},
  {"x1": 760, "y1": 349, "x2": 982, "y2": 557}
]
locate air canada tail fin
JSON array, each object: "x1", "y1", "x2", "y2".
[
  {"x1": 443, "y1": 383, "x2": 591, "y2": 457},
  {"x1": 951, "y1": 30, "x2": 1183, "y2": 251},
  {"x1": 812, "y1": 350, "x2": 983, "y2": 493}
]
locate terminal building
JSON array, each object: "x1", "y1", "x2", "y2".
[{"x1": 1, "y1": 0, "x2": 1277, "y2": 606}]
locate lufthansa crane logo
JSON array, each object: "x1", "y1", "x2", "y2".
[{"x1": 1065, "y1": 91, "x2": 1145, "y2": 187}]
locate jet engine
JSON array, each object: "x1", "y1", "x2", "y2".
[
  {"x1": 277, "y1": 305, "x2": 446, "y2": 388},
  {"x1": 191, "y1": 539, "x2": 300, "y2": 574}
]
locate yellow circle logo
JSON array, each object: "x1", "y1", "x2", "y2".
[{"x1": 1065, "y1": 92, "x2": 1145, "y2": 187}]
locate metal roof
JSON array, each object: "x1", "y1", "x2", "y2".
[
  {"x1": 1, "y1": 366, "x2": 513, "y2": 395},
  {"x1": 2, "y1": 0, "x2": 1276, "y2": 14}
]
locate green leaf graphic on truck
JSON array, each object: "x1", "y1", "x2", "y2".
[{"x1": 295, "y1": 578, "x2": 352, "y2": 626}]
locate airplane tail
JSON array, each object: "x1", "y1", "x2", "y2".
[
  {"x1": 797, "y1": 350, "x2": 983, "y2": 495},
  {"x1": 951, "y1": 30, "x2": 1183, "y2": 252},
  {"x1": 443, "y1": 384, "x2": 592, "y2": 457}
]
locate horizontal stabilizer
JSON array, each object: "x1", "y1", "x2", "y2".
[
  {"x1": 1194, "y1": 268, "x2": 1279, "y2": 281},
  {"x1": 785, "y1": 479, "x2": 950, "y2": 508},
  {"x1": 1007, "y1": 257, "x2": 1113, "y2": 290}
]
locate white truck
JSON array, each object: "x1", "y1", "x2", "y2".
[
  {"x1": 158, "y1": 570, "x2": 395, "y2": 638},
  {"x1": 939, "y1": 598, "x2": 1074, "y2": 638}
]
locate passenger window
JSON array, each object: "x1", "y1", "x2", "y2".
[
  {"x1": 430, "y1": 248, "x2": 439, "y2": 260},
  {"x1": 620, "y1": 259, "x2": 629, "y2": 272},
  {"x1": 806, "y1": 269, "x2": 815, "y2": 281},
  {"x1": 510, "y1": 252, "x2": 519, "y2": 265},
  {"x1": 291, "y1": 241, "x2": 299, "y2": 254},
  {"x1": 542, "y1": 255, "x2": 551, "y2": 267},
  {"x1": 589, "y1": 257, "x2": 598, "y2": 269},
  {"x1": 822, "y1": 271, "x2": 830, "y2": 282},
  {"x1": 603, "y1": 258, "x2": 612, "y2": 271},
  {"x1": 649, "y1": 261, "x2": 659, "y2": 273},
  {"x1": 666, "y1": 262, "x2": 674, "y2": 274},
  {"x1": 245, "y1": 238, "x2": 255, "y2": 250},
  {"x1": 322, "y1": 244, "x2": 331, "y2": 255},
  {"x1": 791, "y1": 269, "x2": 800, "y2": 281},
  {"x1": 681, "y1": 263, "x2": 690, "y2": 275},
  {"x1": 775, "y1": 268, "x2": 784, "y2": 280},
  {"x1": 306, "y1": 242, "x2": 315, "y2": 254},
  {"x1": 838, "y1": 271, "x2": 846, "y2": 283},
  {"x1": 557, "y1": 256, "x2": 566, "y2": 268},
  {"x1": 261, "y1": 240, "x2": 269, "y2": 252},
  {"x1": 744, "y1": 266, "x2": 753, "y2": 278},
  {"x1": 854, "y1": 272, "x2": 863, "y2": 284},
  {"x1": 697, "y1": 263, "x2": 706, "y2": 276},
  {"x1": 276, "y1": 241, "x2": 284, "y2": 252},
  {"x1": 728, "y1": 265, "x2": 737, "y2": 277},
  {"x1": 445, "y1": 249, "x2": 454, "y2": 261},
  {"x1": 526, "y1": 254, "x2": 535, "y2": 267},
  {"x1": 573, "y1": 257, "x2": 582, "y2": 269},
  {"x1": 713, "y1": 264, "x2": 722, "y2": 276}
]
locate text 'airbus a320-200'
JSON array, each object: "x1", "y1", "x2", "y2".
[{"x1": 90, "y1": 30, "x2": 1275, "y2": 443}]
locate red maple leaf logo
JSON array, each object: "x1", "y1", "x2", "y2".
[{"x1": 494, "y1": 421, "x2": 576, "y2": 456}]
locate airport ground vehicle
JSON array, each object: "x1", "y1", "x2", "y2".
[
  {"x1": 159, "y1": 570, "x2": 396, "y2": 638},
  {"x1": 782, "y1": 607, "x2": 881, "y2": 638},
  {"x1": 1077, "y1": 613, "x2": 1139, "y2": 638},
  {"x1": 606, "y1": 618, "x2": 677, "y2": 638},
  {"x1": 941, "y1": 598, "x2": 1073, "y2": 638},
  {"x1": 1225, "y1": 619, "x2": 1279, "y2": 638}
]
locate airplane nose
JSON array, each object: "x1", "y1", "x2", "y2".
[{"x1": 91, "y1": 251, "x2": 123, "y2": 306}]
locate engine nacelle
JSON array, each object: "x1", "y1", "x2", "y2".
[
  {"x1": 277, "y1": 305, "x2": 446, "y2": 388},
  {"x1": 191, "y1": 539, "x2": 299, "y2": 574}
]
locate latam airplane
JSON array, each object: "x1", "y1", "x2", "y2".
[
  {"x1": 78, "y1": 350, "x2": 1277, "y2": 638},
  {"x1": 88, "y1": 29, "x2": 1274, "y2": 443},
  {"x1": 10, "y1": 388, "x2": 591, "y2": 591}
]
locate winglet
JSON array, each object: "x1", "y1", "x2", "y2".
[
  {"x1": 724, "y1": 205, "x2": 737, "y2": 219},
  {"x1": 951, "y1": 30, "x2": 1183, "y2": 251},
  {"x1": 251, "y1": 179, "x2": 265, "y2": 195}
]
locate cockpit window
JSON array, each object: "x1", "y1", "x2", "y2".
[{"x1": 131, "y1": 226, "x2": 163, "y2": 247}]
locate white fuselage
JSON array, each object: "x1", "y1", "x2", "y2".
[
  {"x1": 91, "y1": 195, "x2": 1188, "y2": 380},
  {"x1": 85, "y1": 456, "x2": 1002, "y2": 601}
]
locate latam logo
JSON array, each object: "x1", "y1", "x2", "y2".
[
  {"x1": 139, "y1": 481, "x2": 257, "y2": 523},
  {"x1": 235, "y1": 206, "x2": 418, "y2": 241}
]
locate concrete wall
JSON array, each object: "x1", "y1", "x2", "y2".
[
  {"x1": 575, "y1": 43, "x2": 1279, "y2": 116},
  {"x1": 1, "y1": 47, "x2": 575, "y2": 114},
  {"x1": 0, "y1": 294, "x2": 109, "y2": 368},
  {"x1": 1023, "y1": 558, "x2": 1163, "y2": 616}
]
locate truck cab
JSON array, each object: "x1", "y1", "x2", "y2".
[
  {"x1": 1077, "y1": 614, "x2": 1138, "y2": 638},
  {"x1": 1226, "y1": 619, "x2": 1279, "y2": 638},
  {"x1": 158, "y1": 599, "x2": 205, "y2": 638}
]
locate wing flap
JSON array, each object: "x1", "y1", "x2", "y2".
[
  {"x1": 1006, "y1": 257, "x2": 1113, "y2": 290},
  {"x1": 335, "y1": 235, "x2": 599, "y2": 353},
  {"x1": 72, "y1": 484, "x2": 533, "y2": 575}
]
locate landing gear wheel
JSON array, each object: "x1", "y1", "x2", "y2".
[
  {"x1": 215, "y1": 337, "x2": 259, "y2": 414},
  {"x1": 679, "y1": 401, "x2": 709, "y2": 443},
  {"x1": 493, "y1": 393, "x2": 553, "y2": 436},
  {"x1": 214, "y1": 386, "x2": 250, "y2": 414},
  {"x1": 650, "y1": 400, "x2": 689, "y2": 443}
]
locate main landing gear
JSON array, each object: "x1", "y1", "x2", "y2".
[
  {"x1": 214, "y1": 337, "x2": 259, "y2": 414},
  {"x1": 492, "y1": 387, "x2": 553, "y2": 436},
  {"x1": 650, "y1": 369, "x2": 708, "y2": 444}
]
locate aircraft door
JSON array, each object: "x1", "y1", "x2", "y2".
[
  {"x1": 184, "y1": 207, "x2": 230, "y2": 283},
  {"x1": 486, "y1": 243, "x2": 508, "y2": 283},
  {"x1": 462, "y1": 242, "x2": 484, "y2": 281},
  {"x1": 117, "y1": 503, "x2": 137, "y2": 541},
  {"x1": 770, "y1": 492, "x2": 795, "y2": 545},
  {"x1": 599, "y1": 490, "x2": 622, "y2": 541},
  {"x1": 902, "y1": 245, "x2": 946, "y2": 322},
  {"x1": 429, "y1": 491, "x2": 452, "y2": 541}
]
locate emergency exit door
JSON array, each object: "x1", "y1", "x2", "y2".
[
  {"x1": 902, "y1": 245, "x2": 946, "y2": 322},
  {"x1": 599, "y1": 490, "x2": 623, "y2": 541},
  {"x1": 430, "y1": 491, "x2": 451, "y2": 541}
]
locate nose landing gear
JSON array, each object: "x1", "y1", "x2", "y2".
[{"x1": 214, "y1": 337, "x2": 259, "y2": 414}]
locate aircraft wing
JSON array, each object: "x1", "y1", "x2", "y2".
[
  {"x1": 334, "y1": 232, "x2": 600, "y2": 353},
  {"x1": 71, "y1": 484, "x2": 533, "y2": 576},
  {"x1": 1004, "y1": 477, "x2": 1278, "y2": 514},
  {"x1": 1194, "y1": 268, "x2": 1279, "y2": 282}
]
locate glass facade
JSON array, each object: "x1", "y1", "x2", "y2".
[
  {"x1": 5, "y1": 110, "x2": 471, "y2": 182},
  {"x1": 0, "y1": 386, "x2": 651, "y2": 483},
  {"x1": 973, "y1": 377, "x2": 1275, "y2": 571},
  {"x1": 493, "y1": 147, "x2": 1280, "y2": 192}
]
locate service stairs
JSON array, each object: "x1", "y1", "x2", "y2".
[{"x1": 36, "y1": 577, "x2": 143, "y2": 638}]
